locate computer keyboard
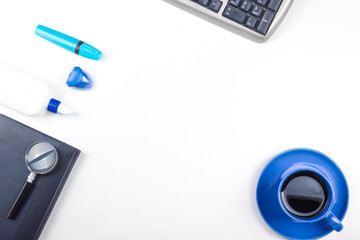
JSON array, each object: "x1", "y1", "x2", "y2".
[{"x1": 163, "y1": 0, "x2": 294, "y2": 41}]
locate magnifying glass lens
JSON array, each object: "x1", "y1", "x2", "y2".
[{"x1": 26, "y1": 142, "x2": 58, "y2": 173}]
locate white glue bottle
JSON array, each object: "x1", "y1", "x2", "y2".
[{"x1": 0, "y1": 62, "x2": 74, "y2": 116}]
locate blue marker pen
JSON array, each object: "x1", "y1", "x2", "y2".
[{"x1": 35, "y1": 25, "x2": 102, "y2": 60}]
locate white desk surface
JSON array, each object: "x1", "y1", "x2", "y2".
[{"x1": 1, "y1": 0, "x2": 359, "y2": 239}]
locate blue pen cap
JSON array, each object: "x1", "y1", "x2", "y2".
[
  {"x1": 47, "y1": 98, "x2": 61, "y2": 114},
  {"x1": 79, "y1": 42, "x2": 102, "y2": 60}
]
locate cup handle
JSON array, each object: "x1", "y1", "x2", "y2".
[{"x1": 325, "y1": 212, "x2": 343, "y2": 232}]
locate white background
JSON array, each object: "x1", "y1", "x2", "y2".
[{"x1": 0, "y1": 0, "x2": 359, "y2": 239}]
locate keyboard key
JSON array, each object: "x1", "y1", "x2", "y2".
[
  {"x1": 256, "y1": 0, "x2": 268, "y2": 6},
  {"x1": 240, "y1": 0, "x2": 252, "y2": 12},
  {"x1": 229, "y1": 0, "x2": 240, "y2": 7},
  {"x1": 198, "y1": 0, "x2": 211, "y2": 6},
  {"x1": 268, "y1": 0, "x2": 282, "y2": 11},
  {"x1": 208, "y1": 0, "x2": 223, "y2": 13},
  {"x1": 246, "y1": 16, "x2": 258, "y2": 29},
  {"x1": 223, "y1": 6, "x2": 247, "y2": 24},
  {"x1": 256, "y1": 10, "x2": 275, "y2": 35},
  {"x1": 251, "y1": 5, "x2": 263, "y2": 17}
]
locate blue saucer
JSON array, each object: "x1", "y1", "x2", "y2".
[{"x1": 256, "y1": 149, "x2": 349, "y2": 240}]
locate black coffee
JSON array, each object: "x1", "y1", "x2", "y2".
[{"x1": 281, "y1": 171, "x2": 328, "y2": 218}]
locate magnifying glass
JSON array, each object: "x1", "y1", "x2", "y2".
[{"x1": 7, "y1": 142, "x2": 58, "y2": 219}]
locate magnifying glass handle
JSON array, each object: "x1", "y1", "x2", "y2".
[{"x1": 7, "y1": 173, "x2": 36, "y2": 220}]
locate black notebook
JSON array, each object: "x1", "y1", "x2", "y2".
[{"x1": 0, "y1": 114, "x2": 80, "y2": 240}]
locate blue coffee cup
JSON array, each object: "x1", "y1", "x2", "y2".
[
  {"x1": 278, "y1": 166, "x2": 343, "y2": 232},
  {"x1": 256, "y1": 148, "x2": 349, "y2": 240}
]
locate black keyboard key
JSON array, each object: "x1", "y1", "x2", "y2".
[
  {"x1": 245, "y1": 16, "x2": 257, "y2": 29},
  {"x1": 223, "y1": 6, "x2": 247, "y2": 24},
  {"x1": 251, "y1": 5, "x2": 263, "y2": 17},
  {"x1": 256, "y1": 0, "x2": 268, "y2": 6},
  {"x1": 208, "y1": 0, "x2": 223, "y2": 13},
  {"x1": 268, "y1": 0, "x2": 282, "y2": 11},
  {"x1": 229, "y1": 0, "x2": 240, "y2": 7},
  {"x1": 256, "y1": 10, "x2": 275, "y2": 35},
  {"x1": 240, "y1": 0, "x2": 251, "y2": 12},
  {"x1": 240, "y1": 0, "x2": 252, "y2": 12},
  {"x1": 199, "y1": 0, "x2": 211, "y2": 6}
]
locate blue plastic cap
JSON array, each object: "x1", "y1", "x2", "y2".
[
  {"x1": 66, "y1": 67, "x2": 93, "y2": 89},
  {"x1": 79, "y1": 42, "x2": 102, "y2": 60},
  {"x1": 47, "y1": 98, "x2": 61, "y2": 113}
]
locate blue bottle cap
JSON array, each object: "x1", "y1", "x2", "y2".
[
  {"x1": 66, "y1": 67, "x2": 93, "y2": 89},
  {"x1": 47, "y1": 98, "x2": 61, "y2": 113}
]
